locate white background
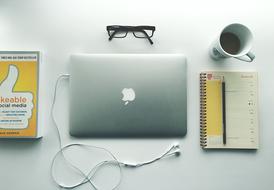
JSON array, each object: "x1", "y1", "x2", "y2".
[{"x1": 1, "y1": 0, "x2": 274, "y2": 189}]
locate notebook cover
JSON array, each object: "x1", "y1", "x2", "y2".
[{"x1": 200, "y1": 72, "x2": 259, "y2": 149}]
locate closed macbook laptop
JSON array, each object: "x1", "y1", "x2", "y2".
[{"x1": 69, "y1": 54, "x2": 187, "y2": 137}]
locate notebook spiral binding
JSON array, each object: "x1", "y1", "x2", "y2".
[{"x1": 200, "y1": 73, "x2": 207, "y2": 148}]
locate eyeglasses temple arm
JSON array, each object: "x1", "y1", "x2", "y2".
[
  {"x1": 141, "y1": 30, "x2": 153, "y2": 45},
  {"x1": 108, "y1": 31, "x2": 117, "y2": 41}
]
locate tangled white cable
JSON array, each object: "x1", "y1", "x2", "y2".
[{"x1": 50, "y1": 74, "x2": 181, "y2": 190}]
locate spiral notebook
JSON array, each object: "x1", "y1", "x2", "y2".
[{"x1": 200, "y1": 71, "x2": 259, "y2": 149}]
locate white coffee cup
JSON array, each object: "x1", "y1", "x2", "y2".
[{"x1": 210, "y1": 23, "x2": 255, "y2": 62}]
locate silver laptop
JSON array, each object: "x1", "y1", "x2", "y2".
[{"x1": 69, "y1": 54, "x2": 187, "y2": 137}]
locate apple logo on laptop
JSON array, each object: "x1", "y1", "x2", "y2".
[{"x1": 122, "y1": 88, "x2": 135, "y2": 105}]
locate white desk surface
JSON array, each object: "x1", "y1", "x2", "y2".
[{"x1": 1, "y1": 0, "x2": 274, "y2": 189}]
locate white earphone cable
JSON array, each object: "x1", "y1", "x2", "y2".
[{"x1": 50, "y1": 74, "x2": 181, "y2": 190}]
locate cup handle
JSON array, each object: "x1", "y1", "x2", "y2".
[{"x1": 235, "y1": 52, "x2": 255, "y2": 62}]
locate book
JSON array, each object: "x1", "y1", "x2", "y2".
[
  {"x1": 0, "y1": 51, "x2": 41, "y2": 138},
  {"x1": 200, "y1": 71, "x2": 258, "y2": 149}
]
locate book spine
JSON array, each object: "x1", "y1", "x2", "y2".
[{"x1": 200, "y1": 73, "x2": 207, "y2": 148}]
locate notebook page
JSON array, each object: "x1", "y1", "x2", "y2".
[{"x1": 205, "y1": 80, "x2": 223, "y2": 146}]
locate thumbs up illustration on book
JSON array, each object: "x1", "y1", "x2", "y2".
[{"x1": 0, "y1": 65, "x2": 34, "y2": 129}]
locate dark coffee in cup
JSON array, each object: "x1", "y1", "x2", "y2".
[{"x1": 220, "y1": 32, "x2": 241, "y2": 55}]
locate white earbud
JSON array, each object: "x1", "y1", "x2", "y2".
[
  {"x1": 170, "y1": 144, "x2": 181, "y2": 156},
  {"x1": 122, "y1": 143, "x2": 181, "y2": 168}
]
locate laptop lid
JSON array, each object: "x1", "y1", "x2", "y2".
[{"x1": 69, "y1": 54, "x2": 187, "y2": 137}]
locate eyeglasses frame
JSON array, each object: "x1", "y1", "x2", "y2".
[{"x1": 106, "y1": 25, "x2": 156, "y2": 45}]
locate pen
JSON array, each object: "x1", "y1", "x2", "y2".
[{"x1": 221, "y1": 77, "x2": 226, "y2": 145}]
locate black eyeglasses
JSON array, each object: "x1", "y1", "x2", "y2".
[{"x1": 106, "y1": 25, "x2": 156, "y2": 45}]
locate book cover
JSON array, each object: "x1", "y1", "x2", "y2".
[{"x1": 0, "y1": 51, "x2": 41, "y2": 138}]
